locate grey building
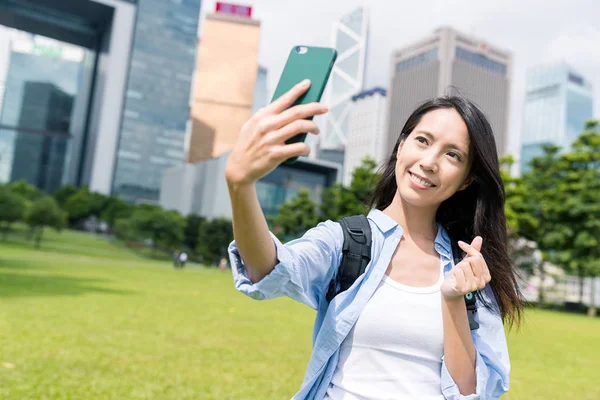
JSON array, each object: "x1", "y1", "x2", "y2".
[
  {"x1": 387, "y1": 27, "x2": 512, "y2": 155},
  {"x1": 160, "y1": 152, "x2": 341, "y2": 219},
  {"x1": 0, "y1": 0, "x2": 200, "y2": 202}
]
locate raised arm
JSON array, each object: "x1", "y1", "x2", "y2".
[{"x1": 224, "y1": 80, "x2": 328, "y2": 283}]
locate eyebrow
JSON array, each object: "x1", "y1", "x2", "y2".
[{"x1": 415, "y1": 130, "x2": 469, "y2": 156}]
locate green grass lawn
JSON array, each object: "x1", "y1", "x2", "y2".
[{"x1": 1, "y1": 229, "x2": 598, "y2": 399}]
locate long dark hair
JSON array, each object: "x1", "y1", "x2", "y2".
[{"x1": 371, "y1": 96, "x2": 523, "y2": 328}]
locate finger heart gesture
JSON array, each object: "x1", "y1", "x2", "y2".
[{"x1": 441, "y1": 236, "x2": 492, "y2": 299}]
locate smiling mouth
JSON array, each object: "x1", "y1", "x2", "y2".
[{"x1": 409, "y1": 172, "x2": 436, "y2": 187}]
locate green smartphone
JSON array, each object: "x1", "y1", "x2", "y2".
[{"x1": 271, "y1": 45, "x2": 337, "y2": 164}]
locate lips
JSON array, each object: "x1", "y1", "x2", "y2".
[{"x1": 409, "y1": 171, "x2": 436, "y2": 187}]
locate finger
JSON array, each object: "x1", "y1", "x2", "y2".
[
  {"x1": 266, "y1": 79, "x2": 311, "y2": 114},
  {"x1": 458, "y1": 237, "x2": 483, "y2": 258},
  {"x1": 460, "y1": 261, "x2": 479, "y2": 292},
  {"x1": 482, "y1": 264, "x2": 492, "y2": 284},
  {"x1": 471, "y1": 236, "x2": 483, "y2": 252},
  {"x1": 271, "y1": 102, "x2": 328, "y2": 131},
  {"x1": 452, "y1": 266, "x2": 467, "y2": 293},
  {"x1": 465, "y1": 256, "x2": 489, "y2": 288},
  {"x1": 464, "y1": 254, "x2": 483, "y2": 280},
  {"x1": 270, "y1": 142, "x2": 310, "y2": 162},
  {"x1": 271, "y1": 119, "x2": 320, "y2": 143}
]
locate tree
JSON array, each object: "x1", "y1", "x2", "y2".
[
  {"x1": 500, "y1": 155, "x2": 536, "y2": 235},
  {"x1": 183, "y1": 214, "x2": 206, "y2": 251},
  {"x1": 499, "y1": 155, "x2": 544, "y2": 303},
  {"x1": 24, "y1": 196, "x2": 67, "y2": 248},
  {"x1": 197, "y1": 218, "x2": 233, "y2": 265},
  {"x1": 129, "y1": 205, "x2": 185, "y2": 255},
  {"x1": 101, "y1": 197, "x2": 134, "y2": 233},
  {"x1": 548, "y1": 122, "x2": 600, "y2": 316},
  {"x1": 321, "y1": 157, "x2": 381, "y2": 221},
  {"x1": 349, "y1": 157, "x2": 380, "y2": 206},
  {"x1": 7, "y1": 180, "x2": 44, "y2": 202},
  {"x1": 269, "y1": 189, "x2": 320, "y2": 241},
  {"x1": 518, "y1": 144, "x2": 565, "y2": 306},
  {"x1": 113, "y1": 218, "x2": 135, "y2": 241},
  {"x1": 63, "y1": 187, "x2": 108, "y2": 228},
  {"x1": 53, "y1": 184, "x2": 79, "y2": 208},
  {"x1": 0, "y1": 186, "x2": 26, "y2": 238},
  {"x1": 519, "y1": 122, "x2": 600, "y2": 316}
]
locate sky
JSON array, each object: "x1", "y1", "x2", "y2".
[{"x1": 199, "y1": 0, "x2": 600, "y2": 158}]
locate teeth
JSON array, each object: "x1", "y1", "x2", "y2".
[{"x1": 410, "y1": 173, "x2": 434, "y2": 187}]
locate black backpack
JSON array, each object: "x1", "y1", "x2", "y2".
[{"x1": 325, "y1": 215, "x2": 479, "y2": 330}]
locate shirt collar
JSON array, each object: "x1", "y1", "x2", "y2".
[
  {"x1": 434, "y1": 223, "x2": 452, "y2": 260},
  {"x1": 367, "y1": 208, "x2": 398, "y2": 234},
  {"x1": 367, "y1": 208, "x2": 452, "y2": 259}
]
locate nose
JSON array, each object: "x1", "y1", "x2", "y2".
[{"x1": 419, "y1": 151, "x2": 439, "y2": 173}]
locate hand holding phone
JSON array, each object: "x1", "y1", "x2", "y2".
[
  {"x1": 270, "y1": 46, "x2": 337, "y2": 164},
  {"x1": 224, "y1": 79, "x2": 328, "y2": 187}
]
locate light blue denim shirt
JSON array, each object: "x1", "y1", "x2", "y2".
[{"x1": 229, "y1": 209, "x2": 510, "y2": 400}]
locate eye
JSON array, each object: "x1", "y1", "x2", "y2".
[
  {"x1": 415, "y1": 136, "x2": 428, "y2": 145},
  {"x1": 447, "y1": 151, "x2": 463, "y2": 162}
]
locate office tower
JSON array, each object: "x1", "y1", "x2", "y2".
[
  {"x1": 187, "y1": 5, "x2": 260, "y2": 163},
  {"x1": 387, "y1": 27, "x2": 511, "y2": 155},
  {"x1": 343, "y1": 87, "x2": 387, "y2": 186},
  {"x1": 520, "y1": 62, "x2": 593, "y2": 173},
  {"x1": 320, "y1": 5, "x2": 369, "y2": 151}
]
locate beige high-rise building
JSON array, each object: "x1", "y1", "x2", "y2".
[
  {"x1": 187, "y1": 12, "x2": 260, "y2": 163},
  {"x1": 387, "y1": 27, "x2": 512, "y2": 155}
]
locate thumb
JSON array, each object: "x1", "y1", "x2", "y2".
[{"x1": 471, "y1": 236, "x2": 483, "y2": 252}]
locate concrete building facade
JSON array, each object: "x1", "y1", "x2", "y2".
[
  {"x1": 187, "y1": 12, "x2": 260, "y2": 163},
  {"x1": 387, "y1": 27, "x2": 512, "y2": 156}
]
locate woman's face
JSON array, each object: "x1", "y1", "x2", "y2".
[{"x1": 395, "y1": 108, "x2": 473, "y2": 210}]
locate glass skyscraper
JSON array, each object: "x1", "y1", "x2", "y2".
[
  {"x1": 321, "y1": 6, "x2": 369, "y2": 151},
  {"x1": 112, "y1": 0, "x2": 201, "y2": 202},
  {"x1": 520, "y1": 62, "x2": 594, "y2": 173},
  {"x1": 0, "y1": 0, "x2": 201, "y2": 202},
  {"x1": 0, "y1": 33, "x2": 88, "y2": 192}
]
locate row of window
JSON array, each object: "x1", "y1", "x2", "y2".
[
  {"x1": 396, "y1": 48, "x2": 438, "y2": 73},
  {"x1": 455, "y1": 47, "x2": 507, "y2": 75}
]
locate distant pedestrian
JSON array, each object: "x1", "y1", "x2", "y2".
[
  {"x1": 219, "y1": 257, "x2": 228, "y2": 271},
  {"x1": 172, "y1": 251, "x2": 180, "y2": 268},
  {"x1": 179, "y1": 252, "x2": 188, "y2": 268}
]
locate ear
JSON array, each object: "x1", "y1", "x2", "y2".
[
  {"x1": 396, "y1": 138, "x2": 406, "y2": 156},
  {"x1": 458, "y1": 175, "x2": 473, "y2": 191}
]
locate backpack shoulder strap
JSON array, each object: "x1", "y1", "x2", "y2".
[
  {"x1": 451, "y1": 238, "x2": 480, "y2": 330},
  {"x1": 325, "y1": 215, "x2": 372, "y2": 303}
]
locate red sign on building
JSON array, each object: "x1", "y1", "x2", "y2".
[{"x1": 215, "y1": 2, "x2": 252, "y2": 18}]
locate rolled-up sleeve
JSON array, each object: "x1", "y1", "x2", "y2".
[
  {"x1": 441, "y1": 288, "x2": 511, "y2": 400},
  {"x1": 229, "y1": 220, "x2": 343, "y2": 309}
]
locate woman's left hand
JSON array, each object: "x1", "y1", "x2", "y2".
[{"x1": 441, "y1": 236, "x2": 492, "y2": 299}]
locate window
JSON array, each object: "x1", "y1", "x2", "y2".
[
  {"x1": 396, "y1": 48, "x2": 438, "y2": 73},
  {"x1": 455, "y1": 47, "x2": 506, "y2": 75}
]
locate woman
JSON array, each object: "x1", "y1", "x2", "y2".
[{"x1": 225, "y1": 79, "x2": 522, "y2": 400}]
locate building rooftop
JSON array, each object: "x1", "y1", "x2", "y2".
[{"x1": 351, "y1": 87, "x2": 387, "y2": 101}]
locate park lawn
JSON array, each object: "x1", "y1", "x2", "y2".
[{"x1": 1, "y1": 229, "x2": 599, "y2": 399}]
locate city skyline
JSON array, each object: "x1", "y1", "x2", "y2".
[{"x1": 198, "y1": 0, "x2": 600, "y2": 160}]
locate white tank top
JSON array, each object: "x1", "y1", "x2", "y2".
[{"x1": 326, "y1": 260, "x2": 445, "y2": 400}]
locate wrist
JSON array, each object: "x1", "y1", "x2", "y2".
[
  {"x1": 442, "y1": 293, "x2": 466, "y2": 304},
  {"x1": 226, "y1": 176, "x2": 256, "y2": 197},
  {"x1": 225, "y1": 165, "x2": 254, "y2": 189}
]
